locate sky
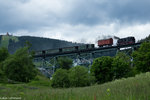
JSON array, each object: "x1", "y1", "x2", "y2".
[{"x1": 0, "y1": 0, "x2": 150, "y2": 44}]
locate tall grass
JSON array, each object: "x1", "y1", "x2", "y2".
[{"x1": 0, "y1": 72, "x2": 150, "y2": 100}]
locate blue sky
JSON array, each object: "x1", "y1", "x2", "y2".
[{"x1": 0, "y1": 0, "x2": 150, "y2": 43}]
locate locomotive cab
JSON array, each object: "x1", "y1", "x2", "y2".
[{"x1": 117, "y1": 37, "x2": 135, "y2": 46}]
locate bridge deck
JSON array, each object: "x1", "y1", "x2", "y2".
[{"x1": 34, "y1": 43, "x2": 141, "y2": 58}]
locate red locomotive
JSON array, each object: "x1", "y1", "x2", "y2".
[{"x1": 98, "y1": 38, "x2": 113, "y2": 47}]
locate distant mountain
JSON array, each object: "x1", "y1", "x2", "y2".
[{"x1": 0, "y1": 35, "x2": 82, "y2": 54}]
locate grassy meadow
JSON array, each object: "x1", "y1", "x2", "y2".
[{"x1": 0, "y1": 72, "x2": 150, "y2": 100}]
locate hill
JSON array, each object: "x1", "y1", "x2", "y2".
[{"x1": 0, "y1": 35, "x2": 81, "y2": 54}]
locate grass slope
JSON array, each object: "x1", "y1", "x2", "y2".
[
  {"x1": 0, "y1": 35, "x2": 18, "y2": 48},
  {"x1": 0, "y1": 72, "x2": 150, "y2": 100}
]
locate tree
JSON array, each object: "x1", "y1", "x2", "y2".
[
  {"x1": 51, "y1": 68, "x2": 69, "y2": 88},
  {"x1": 51, "y1": 66, "x2": 95, "y2": 88},
  {"x1": 91, "y1": 56, "x2": 113, "y2": 84},
  {"x1": 132, "y1": 42, "x2": 150, "y2": 72},
  {"x1": 69, "y1": 66, "x2": 95, "y2": 87},
  {"x1": 0, "y1": 47, "x2": 9, "y2": 83},
  {"x1": 2, "y1": 47, "x2": 37, "y2": 82},
  {"x1": 0, "y1": 68, "x2": 7, "y2": 82},
  {"x1": 56, "y1": 57, "x2": 73, "y2": 70},
  {"x1": 112, "y1": 52, "x2": 132, "y2": 79},
  {"x1": 0, "y1": 47, "x2": 9, "y2": 63}
]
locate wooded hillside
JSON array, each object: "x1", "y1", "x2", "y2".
[{"x1": 0, "y1": 35, "x2": 81, "y2": 53}]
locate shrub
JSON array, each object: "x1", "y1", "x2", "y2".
[
  {"x1": 0, "y1": 47, "x2": 9, "y2": 63},
  {"x1": 132, "y1": 42, "x2": 150, "y2": 72},
  {"x1": 56, "y1": 57, "x2": 73, "y2": 70},
  {"x1": 51, "y1": 68, "x2": 69, "y2": 88},
  {"x1": 3, "y1": 47, "x2": 37, "y2": 82},
  {"x1": 69, "y1": 66, "x2": 95, "y2": 87},
  {"x1": 0, "y1": 47, "x2": 9, "y2": 83},
  {"x1": 0, "y1": 68, "x2": 7, "y2": 82},
  {"x1": 91, "y1": 56, "x2": 113, "y2": 84},
  {"x1": 28, "y1": 74, "x2": 51, "y2": 87},
  {"x1": 112, "y1": 52, "x2": 132, "y2": 79},
  {"x1": 51, "y1": 66, "x2": 95, "y2": 88}
]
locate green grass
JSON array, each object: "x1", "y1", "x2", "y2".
[
  {"x1": 0, "y1": 35, "x2": 18, "y2": 48},
  {"x1": 28, "y1": 75, "x2": 51, "y2": 87},
  {"x1": 0, "y1": 72, "x2": 150, "y2": 100}
]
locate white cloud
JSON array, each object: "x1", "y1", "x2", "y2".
[
  {"x1": 40, "y1": 23, "x2": 150, "y2": 44},
  {"x1": 117, "y1": 23, "x2": 150, "y2": 41},
  {"x1": 0, "y1": 0, "x2": 150, "y2": 44}
]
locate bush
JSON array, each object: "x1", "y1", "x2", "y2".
[
  {"x1": 56, "y1": 57, "x2": 73, "y2": 70},
  {"x1": 0, "y1": 68, "x2": 7, "y2": 82},
  {"x1": 132, "y1": 42, "x2": 150, "y2": 72},
  {"x1": 69, "y1": 66, "x2": 95, "y2": 87},
  {"x1": 28, "y1": 74, "x2": 51, "y2": 87},
  {"x1": 0, "y1": 47, "x2": 9, "y2": 63},
  {"x1": 51, "y1": 68, "x2": 69, "y2": 88},
  {"x1": 91, "y1": 56, "x2": 113, "y2": 84},
  {"x1": 0, "y1": 47, "x2": 9, "y2": 82},
  {"x1": 3, "y1": 47, "x2": 37, "y2": 82},
  {"x1": 112, "y1": 52, "x2": 133, "y2": 79},
  {"x1": 51, "y1": 66, "x2": 95, "y2": 88}
]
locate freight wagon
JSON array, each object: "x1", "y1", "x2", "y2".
[
  {"x1": 98, "y1": 38, "x2": 113, "y2": 47},
  {"x1": 59, "y1": 44, "x2": 95, "y2": 53},
  {"x1": 59, "y1": 46, "x2": 77, "y2": 53},
  {"x1": 46, "y1": 48, "x2": 60, "y2": 54},
  {"x1": 78, "y1": 44, "x2": 95, "y2": 50}
]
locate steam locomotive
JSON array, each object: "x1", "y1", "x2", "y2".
[
  {"x1": 35, "y1": 36, "x2": 135, "y2": 56},
  {"x1": 98, "y1": 36, "x2": 135, "y2": 47}
]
